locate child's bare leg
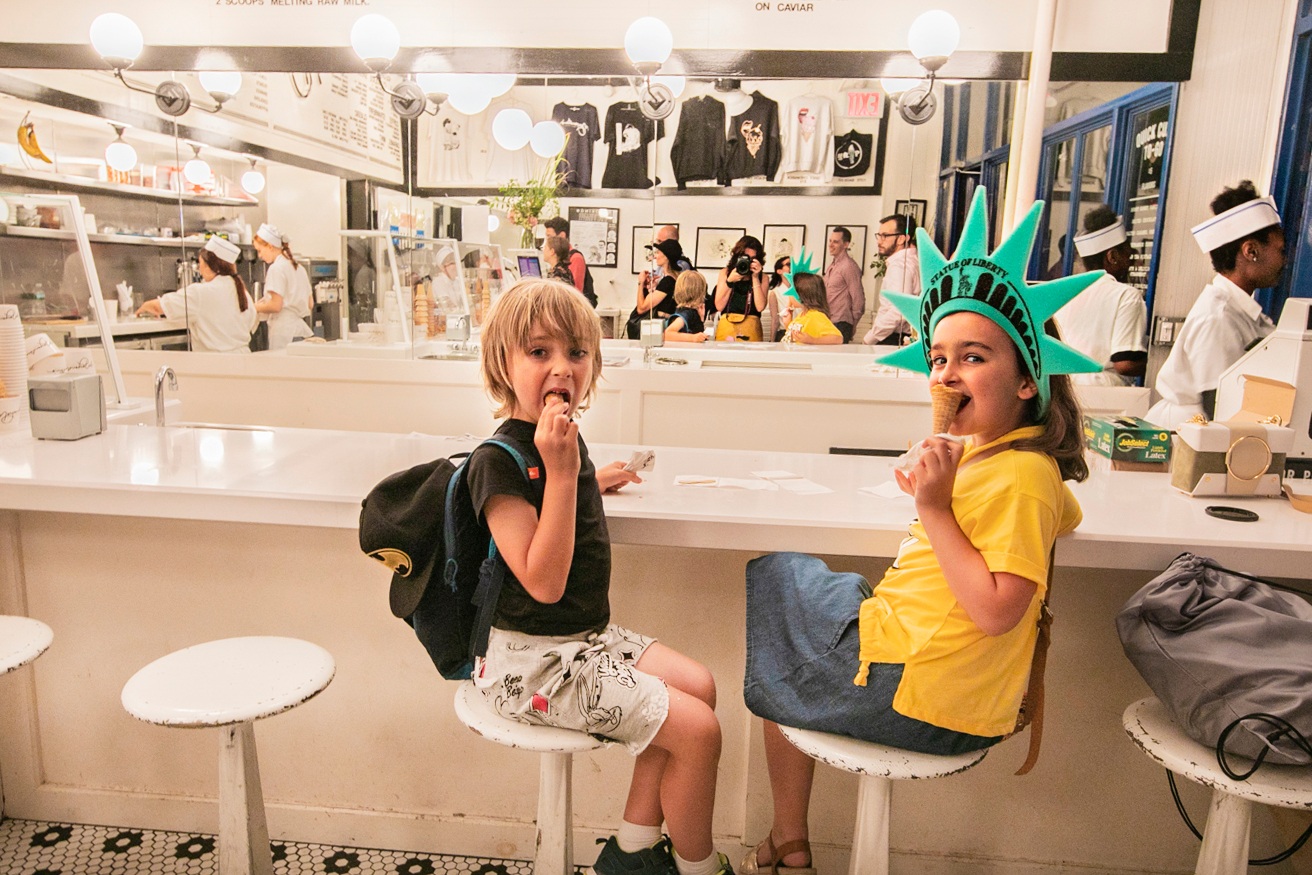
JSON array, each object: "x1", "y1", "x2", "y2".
[{"x1": 759, "y1": 720, "x2": 814, "y2": 867}]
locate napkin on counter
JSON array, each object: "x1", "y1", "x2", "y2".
[
  {"x1": 751, "y1": 470, "x2": 833, "y2": 495},
  {"x1": 674, "y1": 475, "x2": 777, "y2": 490}
]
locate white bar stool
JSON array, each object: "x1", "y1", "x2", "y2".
[
  {"x1": 121, "y1": 636, "x2": 335, "y2": 875},
  {"x1": 453, "y1": 680, "x2": 609, "y2": 875},
  {"x1": 1, "y1": 615, "x2": 53, "y2": 676},
  {"x1": 1122, "y1": 697, "x2": 1312, "y2": 875},
  {"x1": 779, "y1": 725, "x2": 988, "y2": 875}
]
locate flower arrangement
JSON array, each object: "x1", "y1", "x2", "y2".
[{"x1": 493, "y1": 146, "x2": 569, "y2": 248}]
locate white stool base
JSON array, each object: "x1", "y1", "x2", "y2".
[
  {"x1": 1195, "y1": 790, "x2": 1252, "y2": 875},
  {"x1": 536, "y1": 751, "x2": 573, "y2": 875},
  {"x1": 219, "y1": 721, "x2": 274, "y2": 875},
  {"x1": 850, "y1": 774, "x2": 893, "y2": 875}
]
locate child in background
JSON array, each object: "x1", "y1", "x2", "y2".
[
  {"x1": 767, "y1": 256, "x2": 796, "y2": 341},
  {"x1": 782, "y1": 273, "x2": 842, "y2": 345},
  {"x1": 468, "y1": 280, "x2": 733, "y2": 875},
  {"x1": 664, "y1": 272, "x2": 710, "y2": 343},
  {"x1": 741, "y1": 189, "x2": 1103, "y2": 875}
]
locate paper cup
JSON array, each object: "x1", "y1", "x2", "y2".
[
  {"x1": 25, "y1": 334, "x2": 59, "y2": 369},
  {"x1": 0, "y1": 394, "x2": 25, "y2": 433},
  {"x1": 30, "y1": 352, "x2": 67, "y2": 376},
  {"x1": 63, "y1": 351, "x2": 96, "y2": 374}
]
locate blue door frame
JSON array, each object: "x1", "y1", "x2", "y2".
[{"x1": 1268, "y1": 4, "x2": 1312, "y2": 317}]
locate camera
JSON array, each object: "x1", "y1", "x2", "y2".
[{"x1": 734, "y1": 254, "x2": 752, "y2": 275}]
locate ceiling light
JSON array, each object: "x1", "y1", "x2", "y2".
[
  {"x1": 90, "y1": 13, "x2": 144, "y2": 70},
  {"x1": 198, "y1": 71, "x2": 242, "y2": 104},
  {"x1": 492, "y1": 108, "x2": 533, "y2": 150},
  {"x1": 907, "y1": 10, "x2": 960, "y2": 73},
  {"x1": 183, "y1": 144, "x2": 212, "y2": 186},
  {"x1": 350, "y1": 14, "x2": 401, "y2": 72},
  {"x1": 529, "y1": 121, "x2": 566, "y2": 158},
  {"x1": 624, "y1": 17, "x2": 673, "y2": 77},
  {"x1": 488, "y1": 214, "x2": 501, "y2": 233},
  {"x1": 880, "y1": 78, "x2": 921, "y2": 98},
  {"x1": 104, "y1": 124, "x2": 137, "y2": 172},
  {"x1": 447, "y1": 81, "x2": 493, "y2": 116},
  {"x1": 241, "y1": 157, "x2": 265, "y2": 195},
  {"x1": 651, "y1": 75, "x2": 686, "y2": 98}
]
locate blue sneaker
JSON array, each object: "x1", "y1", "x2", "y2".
[{"x1": 590, "y1": 835, "x2": 678, "y2": 875}]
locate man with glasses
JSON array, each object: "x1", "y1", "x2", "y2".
[
  {"x1": 863, "y1": 214, "x2": 920, "y2": 345},
  {"x1": 823, "y1": 226, "x2": 864, "y2": 342}
]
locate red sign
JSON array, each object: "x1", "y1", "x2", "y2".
[{"x1": 845, "y1": 92, "x2": 884, "y2": 118}]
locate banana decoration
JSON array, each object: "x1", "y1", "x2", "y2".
[{"x1": 17, "y1": 112, "x2": 52, "y2": 164}]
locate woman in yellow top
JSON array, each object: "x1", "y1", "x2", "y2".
[
  {"x1": 741, "y1": 189, "x2": 1104, "y2": 875},
  {"x1": 780, "y1": 273, "x2": 842, "y2": 345}
]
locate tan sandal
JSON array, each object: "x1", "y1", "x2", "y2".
[{"x1": 739, "y1": 835, "x2": 815, "y2": 875}]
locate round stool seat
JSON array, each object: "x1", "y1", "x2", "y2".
[
  {"x1": 0, "y1": 616, "x2": 53, "y2": 676},
  {"x1": 780, "y1": 725, "x2": 988, "y2": 780},
  {"x1": 122, "y1": 636, "x2": 335, "y2": 728},
  {"x1": 454, "y1": 681, "x2": 609, "y2": 755},
  {"x1": 1123, "y1": 697, "x2": 1312, "y2": 809}
]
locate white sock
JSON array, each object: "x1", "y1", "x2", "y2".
[
  {"x1": 673, "y1": 849, "x2": 722, "y2": 875},
  {"x1": 616, "y1": 821, "x2": 663, "y2": 854}
]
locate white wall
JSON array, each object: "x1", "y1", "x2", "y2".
[{"x1": 266, "y1": 163, "x2": 346, "y2": 268}]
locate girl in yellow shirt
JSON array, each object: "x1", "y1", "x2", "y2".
[{"x1": 781, "y1": 273, "x2": 843, "y2": 345}]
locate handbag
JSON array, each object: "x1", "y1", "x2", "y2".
[
  {"x1": 1116, "y1": 551, "x2": 1312, "y2": 765},
  {"x1": 715, "y1": 312, "x2": 763, "y2": 342},
  {"x1": 624, "y1": 307, "x2": 644, "y2": 340}
]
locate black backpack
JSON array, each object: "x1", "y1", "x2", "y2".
[
  {"x1": 359, "y1": 438, "x2": 532, "y2": 679},
  {"x1": 569, "y1": 248, "x2": 598, "y2": 306}
]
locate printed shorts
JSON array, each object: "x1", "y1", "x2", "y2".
[{"x1": 475, "y1": 624, "x2": 669, "y2": 754}]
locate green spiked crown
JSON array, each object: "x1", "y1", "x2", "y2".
[
  {"x1": 875, "y1": 188, "x2": 1103, "y2": 413},
  {"x1": 781, "y1": 246, "x2": 817, "y2": 301}
]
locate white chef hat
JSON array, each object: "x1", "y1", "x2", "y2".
[
  {"x1": 255, "y1": 223, "x2": 283, "y2": 248},
  {"x1": 1073, "y1": 219, "x2": 1127, "y2": 257},
  {"x1": 436, "y1": 246, "x2": 456, "y2": 265},
  {"x1": 1191, "y1": 196, "x2": 1281, "y2": 254},
  {"x1": 203, "y1": 235, "x2": 241, "y2": 264}
]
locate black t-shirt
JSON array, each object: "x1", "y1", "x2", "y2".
[
  {"x1": 651, "y1": 274, "x2": 677, "y2": 318},
  {"x1": 466, "y1": 419, "x2": 611, "y2": 636},
  {"x1": 834, "y1": 130, "x2": 873, "y2": 178},
  {"x1": 553, "y1": 102, "x2": 600, "y2": 188},
  {"x1": 602, "y1": 102, "x2": 663, "y2": 189},
  {"x1": 722, "y1": 278, "x2": 760, "y2": 316},
  {"x1": 665, "y1": 307, "x2": 704, "y2": 335}
]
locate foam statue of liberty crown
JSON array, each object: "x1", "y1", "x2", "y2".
[
  {"x1": 876, "y1": 188, "x2": 1103, "y2": 413},
  {"x1": 782, "y1": 246, "x2": 818, "y2": 300}
]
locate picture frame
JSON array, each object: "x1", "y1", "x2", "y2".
[
  {"x1": 695, "y1": 227, "x2": 746, "y2": 270},
  {"x1": 631, "y1": 225, "x2": 653, "y2": 274},
  {"x1": 568, "y1": 206, "x2": 620, "y2": 268},
  {"x1": 822, "y1": 224, "x2": 866, "y2": 273},
  {"x1": 893, "y1": 199, "x2": 928, "y2": 230},
  {"x1": 761, "y1": 225, "x2": 806, "y2": 265}
]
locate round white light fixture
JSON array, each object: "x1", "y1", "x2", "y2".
[
  {"x1": 183, "y1": 144, "x2": 212, "y2": 186},
  {"x1": 104, "y1": 124, "x2": 137, "y2": 172},
  {"x1": 488, "y1": 214, "x2": 501, "y2": 233},
  {"x1": 198, "y1": 71, "x2": 242, "y2": 102},
  {"x1": 447, "y1": 82, "x2": 493, "y2": 116},
  {"x1": 529, "y1": 120, "x2": 566, "y2": 158},
  {"x1": 414, "y1": 72, "x2": 458, "y2": 98},
  {"x1": 907, "y1": 10, "x2": 960, "y2": 71},
  {"x1": 90, "y1": 13, "x2": 144, "y2": 69},
  {"x1": 880, "y1": 77, "x2": 921, "y2": 98},
  {"x1": 241, "y1": 158, "x2": 265, "y2": 195},
  {"x1": 482, "y1": 74, "x2": 517, "y2": 98},
  {"x1": 624, "y1": 16, "x2": 673, "y2": 76},
  {"x1": 350, "y1": 14, "x2": 401, "y2": 72},
  {"x1": 492, "y1": 108, "x2": 533, "y2": 150},
  {"x1": 651, "y1": 75, "x2": 686, "y2": 98}
]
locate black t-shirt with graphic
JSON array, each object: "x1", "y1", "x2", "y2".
[
  {"x1": 833, "y1": 130, "x2": 873, "y2": 178},
  {"x1": 601, "y1": 102, "x2": 663, "y2": 189},
  {"x1": 723, "y1": 91, "x2": 781, "y2": 182},
  {"x1": 553, "y1": 102, "x2": 600, "y2": 188},
  {"x1": 466, "y1": 418, "x2": 611, "y2": 636}
]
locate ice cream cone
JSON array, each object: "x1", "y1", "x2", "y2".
[{"x1": 930, "y1": 384, "x2": 964, "y2": 434}]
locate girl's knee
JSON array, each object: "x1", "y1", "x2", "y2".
[{"x1": 678, "y1": 663, "x2": 717, "y2": 710}]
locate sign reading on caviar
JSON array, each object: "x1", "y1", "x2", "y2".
[{"x1": 1125, "y1": 104, "x2": 1170, "y2": 294}]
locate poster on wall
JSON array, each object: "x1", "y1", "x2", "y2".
[
  {"x1": 822, "y1": 225, "x2": 866, "y2": 274},
  {"x1": 762, "y1": 225, "x2": 805, "y2": 262},
  {"x1": 632, "y1": 226, "x2": 653, "y2": 274},
  {"x1": 1125, "y1": 104, "x2": 1170, "y2": 295},
  {"x1": 696, "y1": 228, "x2": 746, "y2": 270},
  {"x1": 894, "y1": 200, "x2": 927, "y2": 229},
  {"x1": 568, "y1": 207, "x2": 619, "y2": 268}
]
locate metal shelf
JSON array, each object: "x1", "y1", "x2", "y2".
[
  {"x1": 0, "y1": 223, "x2": 232, "y2": 248},
  {"x1": 1, "y1": 166, "x2": 258, "y2": 208}
]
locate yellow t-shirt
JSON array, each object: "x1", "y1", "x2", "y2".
[
  {"x1": 856, "y1": 426, "x2": 1082, "y2": 737},
  {"x1": 792, "y1": 309, "x2": 842, "y2": 340}
]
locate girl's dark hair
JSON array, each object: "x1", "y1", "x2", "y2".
[
  {"x1": 199, "y1": 249, "x2": 250, "y2": 312},
  {"x1": 726, "y1": 235, "x2": 765, "y2": 271},
  {"x1": 769, "y1": 256, "x2": 790, "y2": 290},
  {"x1": 1207, "y1": 180, "x2": 1282, "y2": 273},
  {"x1": 1012, "y1": 320, "x2": 1087, "y2": 482},
  {"x1": 790, "y1": 273, "x2": 829, "y2": 316}
]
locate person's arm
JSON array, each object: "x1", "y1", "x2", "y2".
[
  {"x1": 893, "y1": 437, "x2": 1038, "y2": 636},
  {"x1": 254, "y1": 292, "x2": 284, "y2": 314},
  {"x1": 568, "y1": 252, "x2": 586, "y2": 292},
  {"x1": 664, "y1": 316, "x2": 707, "y2": 342},
  {"x1": 793, "y1": 327, "x2": 843, "y2": 345},
  {"x1": 636, "y1": 271, "x2": 651, "y2": 310},
  {"x1": 714, "y1": 267, "x2": 735, "y2": 311},
  {"x1": 1109, "y1": 294, "x2": 1148, "y2": 377},
  {"x1": 1111, "y1": 352, "x2": 1147, "y2": 378},
  {"x1": 751, "y1": 265, "x2": 769, "y2": 313},
  {"x1": 846, "y1": 261, "x2": 865, "y2": 325},
  {"x1": 864, "y1": 298, "x2": 902, "y2": 344},
  {"x1": 638, "y1": 276, "x2": 673, "y2": 315},
  {"x1": 482, "y1": 399, "x2": 579, "y2": 604},
  {"x1": 595, "y1": 461, "x2": 642, "y2": 492},
  {"x1": 135, "y1": 297, "x2": 165, "y2": 317}
]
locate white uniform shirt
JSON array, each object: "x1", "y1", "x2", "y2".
[
  {"x1": 157, "y1": 275, "x2": 256, "y2": 354},
  {"x1": 1146, "y1": 274, "x2": 1274, "y2": 427},
  {"x1": 264, "y1": 255, "x2": 314, "y2": 350},
  {"x1": 864, "y1": 247, "x2": 920, "y2": 344},
  {"x1": 1055, "y1": 273, "x2": 1147, "y2": 386}
]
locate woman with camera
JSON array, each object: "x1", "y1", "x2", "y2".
[{"x1": 714, "y1": 235, "x2": 768, "y2": 341}]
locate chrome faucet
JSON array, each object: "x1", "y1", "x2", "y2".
[{"x1": 154, "y1": 366, "x2": 177, "y2": 427}]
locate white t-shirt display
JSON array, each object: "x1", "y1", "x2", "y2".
[
  {"x1": 782, "y1": 94, "x2": 834, "y2": 181},
  {"x1": 1054, "y1": 273, "x2": 1147, "y2": 386},
  {"x1": 264, "y1": 255, "x2": 314, "y2": 350},
  {"x1": 419, "y1": 105, "x2": 474, "y2": 185},
  {"x1": 157, "y1": 276, "x2": 257, "y2": 354}
]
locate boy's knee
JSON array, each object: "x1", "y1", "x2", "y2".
[{"x1": 685, "y1": 664, "x2": 717, "y2": 710}]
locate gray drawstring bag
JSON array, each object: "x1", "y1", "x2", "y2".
[{"x1": 1116, "y1": 552, "x2": 1312, "y2": 765}]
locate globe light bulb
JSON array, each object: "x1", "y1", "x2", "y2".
[
  {"x1": 488, "y1": 214, "x2": 501, "y2": 233},
  {"x1": 415, "y1": 73, "x2": 459, "y2": 98},
  {"x1": 529, "y1": 121, "x2": 566, "y2": 158},
  {"x1": 492, "y1": 108, "x2": 533, "y2": 150},
  {"x1": 241, "y1": 167, "x2": 266, "y2": 195},
  {"x1": 105, "y1": 139, "x2": 137, "y2": 172},
  {"x1": 90, "y1": 13, "x2": 144, "y2": 69},
  {"x1": 880, "y1": 77, "x2": 921, "y2": 98},
  {"x1": 350, "y1": 14, "x2": 400, "y2": 71},
  {"x1": 198, "y1": 71, "x2": 242, "y2": 102},
  {"x1": 651, "y1": 75, "x2": 686, "y2": 98},
  {"x1": 482, "y1": 73, "x2": 517, "y2": 98},
  {"x1": 624, "y1": 17, "x2": 673, "y2": 75},
  {"x1": 907, "y1": 10, "x2": 960, "y2": 71},
  {"x1": 447, "y1": 85, "x2": 493, "y2": 115},
  {"x1": 184, "y1": 157, "x2": 212, "y2": 186}
]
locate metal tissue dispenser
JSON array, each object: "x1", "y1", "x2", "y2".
[{"x1": 29, "y1": 374, "x2": 106, "y2": 440}]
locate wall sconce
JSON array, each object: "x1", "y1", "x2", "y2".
[
  {"x1": 349, "y1": 13, "x2": 427, "y2": 119},
  {"x1": 183, "y1": 143, "x2": 212, "y2": 186},
  {"x1": 104, "y1": 124, "x2": 137, "y2": 172},
  {"x1": 240, "y1": 157, "x2": 266, "y2": 195},
  {"x1": 416, "y1": 73, "x2": 515, "y2": 116},
  {"x1": 89, "y1": 13, "x2": 143, "y2": 70},
  {"x1": 198, "y1": 71, "x2": 242, "y2": 107},
  {"x1": 90, "y1": 13, "x2": 236, "y2": 116},
  {"x1": 893, "y1": 9, "x2": 960, "y2": 125},
  {"x1": 624, "y1": 17, "x2": 674, "y2": 78},
  {"x1": 492, "y1": 108, "x2": 534, "y2": 150}
]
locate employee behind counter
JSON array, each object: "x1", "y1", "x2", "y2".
[{"x1": 134, "y1": 236, "x2": 257, "y2": 354}]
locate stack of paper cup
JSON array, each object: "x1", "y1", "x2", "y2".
[
  {"x1": 26, "y1": 333, "x2": 66, "y2": 376},
  {"x1": 0, "y1": 305, "x2": 30, "y2": 432}
]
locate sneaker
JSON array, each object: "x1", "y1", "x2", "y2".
[
  {"x1": 711, "y1": 852, "x2": 735, "y2": 875},
  {"x1": 590, "y1": 835, "x2": 678, "y2": 875}
]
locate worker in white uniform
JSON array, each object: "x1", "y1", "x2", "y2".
[
  {"x1": 1054, "y1": 206, "x2": 1147, "y2": 386},
  {"x1": 1147, "y1": 181, "x2": 1285, "y2": 427},
  {"x1": 135, "y1": 236, "x2": 256, "y2": 353},
  {"x1": 252, "y1": 222, "x2": 314, "y2": 350},
  {"x1": 863, "y1": 213, "x2": 921, "y2": 345}
]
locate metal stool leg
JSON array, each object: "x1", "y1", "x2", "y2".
[
  {"x1": 1195, "y1": 789, "x2": 1251, "y2": 875},
  {"x1": 218, "y1": 721, "x2": 274, "y2": 875},
  {"x1": 535, "y1": 751, "x2": 573, "y2": 875},
  {"x1": 848, "y1": 773, "x2": 893, "y2": 875}
]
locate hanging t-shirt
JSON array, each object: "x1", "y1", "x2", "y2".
[
  {"x1": 723, "y1": 91, "x2": 781, "y2": 183},
  {"x1": 483, "y1": 97, "x2": 536, "y2": 184},
  {"x1": 419, "y1": 105, "x2": 473, "y2": 185},
  {"x1": 553, "y1": 102, "x2": 601, "y2": 188},
  {"x1": 601, "y1": 102, "x2": 663, "y2": 189},
  {"x1": 782, "y1": 94, "x2": 834, "y2": 181},
  {"x1": 670, "y1": 95, "x2": 727, "y2": 189},
  {"x1": 833, "y1": 130, "x2": 874, "y2": 178}
]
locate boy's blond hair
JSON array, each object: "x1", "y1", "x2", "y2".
[
  {"x1": 673, "y1": 271, "x2": 707, "y2": 307},
  {"x1": 480, "y1": 279, "x2": 603, "y2": 418}
]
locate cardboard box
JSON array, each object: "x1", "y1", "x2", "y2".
[
  {"x1": 1083, "y1": 415, "x2": 1172, "y2": 464},
  {"x1": 1169, "y1": 376, "x2": 1296, "y2": 497}
]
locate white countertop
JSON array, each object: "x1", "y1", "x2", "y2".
[{"x1": 0, "y1": 424, "x2": 1307, "y2": 575}]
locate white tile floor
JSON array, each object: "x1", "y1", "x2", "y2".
[{"x1": 0, "y1": 818, "x2": 539, "y2": 875}]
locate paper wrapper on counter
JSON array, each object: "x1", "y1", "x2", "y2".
[{"x1": 931, "y1": 385, "x2": 964, "y2": 434}]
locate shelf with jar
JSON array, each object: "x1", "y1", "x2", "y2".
[{"x1": 0, "y1": 165, "x2": 258, "y2": 208}]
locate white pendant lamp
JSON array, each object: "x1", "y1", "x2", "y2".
[
  {"x1": 183, "y1": 143, "x2": 212, "y2": 186},
  {"x1": 624, "y1": 17, "x2": 673, "y2": 76},
  {"x1": 350, "y1": 13, "x2": 401, "y2": 72},
  {"x1": 241, "y1": 158, "x2": 266, "y2": 195},
  {"x1": 529, "y1": 121, "x2": 566, "y2": 158},
  {"x1": 907, "y1": 10, "x2": 961, "y2": 72},
  {"x1": 492, "y1": 108, "x2": 534, "y2": 150},
  {"x1": 90, "y1": 13, "x2": 144, "y2": 70},
  {"x1": 488, "y1": 214, "x2": 501, "y2": 233},
  {"x1": 198, "y1": 71, "x2": 242, "y2": 104},
  {"x1": 482, "y1": 74, "x2": 517, "y2": 98},
  {"x1": 447, "y1": 82, "x2": 493, "y2": 116},
  {"x1": 651, "y1": 75, "x2": 686, "y2": 98},
  {"x1": 104, "y1": 124, "x2": 137, "y2": 172},
  {"x1": 880, "y1": 77, "x2": 921, "y2": 98}
]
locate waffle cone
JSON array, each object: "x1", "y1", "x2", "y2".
[{"x1": 930, "y1": 385, "x2": 964, "y2": 434}]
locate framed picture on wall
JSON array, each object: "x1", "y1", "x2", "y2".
[
  {"x1": 568, "y1": 206, "x2": 620, "y2": 268},
  {"x1": 695, "y1": 227, "x2": 746, "y2": 269},
  {"x1": 631, "y1": 225, "x2": 653, "y2": 274},
  {"x1": 762, "y1": 225, "x2": 806, "y2": 264},
  {"x1": 823, "y1": 224, "x2": 866, "y2": 273},
  {"x1": 894, "y1": 199, "x2": 928, "y2": 229}
]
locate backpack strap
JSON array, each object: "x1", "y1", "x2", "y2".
[{"x1": 1011, "y1": 545, "x2": 1057, "y2": 776}]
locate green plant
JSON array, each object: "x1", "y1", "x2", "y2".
[
  {"x1": 493, "y1": 144, "x2": 569, "y2": 248},
  {"x1": 868, "y1": 253, "x2": 888, "y2": 280}
]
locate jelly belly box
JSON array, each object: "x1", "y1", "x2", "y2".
[
  {"x1": 1083, "y1": 415, "x2": 1172, "y2": 465},
  {"x1": 1169, "y1": 376, "x2": 1296, "y2": 497}
]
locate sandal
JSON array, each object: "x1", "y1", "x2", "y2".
[{"x1": 739, "y1": 835, "x2": 815, "y2": 875}]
